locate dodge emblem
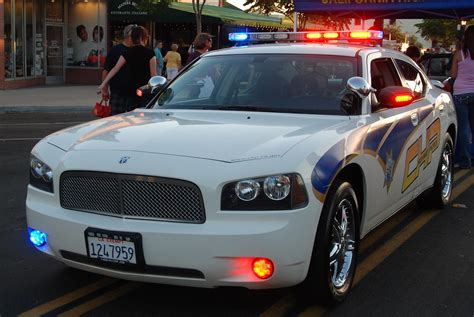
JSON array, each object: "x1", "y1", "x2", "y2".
[{"x1": 119, "y1": 156, "x2": 130, "y2": 164}]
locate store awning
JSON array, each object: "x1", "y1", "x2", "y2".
[
  {"x1": 168, "y1": 2, "x2": 289, "y2": 28},
  {"x1": 294, "y1": 0, "x2": 474, "y2": 20}
]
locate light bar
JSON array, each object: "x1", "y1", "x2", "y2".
[{"x1": 229, "y1": 30, "x2": 384, "y2": 45}]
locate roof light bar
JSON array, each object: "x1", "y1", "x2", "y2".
[{"x1": 229, "y1": 30, "x2": 384, "y2": 45}]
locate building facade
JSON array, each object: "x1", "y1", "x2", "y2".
[{"x1": 1, "y1": 0, "x2": 287, "y2": 89}]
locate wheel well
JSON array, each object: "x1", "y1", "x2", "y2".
[
  {"x1": 333, "y1": 164, "x2": 365, "y2": 226},
  {"x1": 447, "y1": 123, "x2": 456, "y2": 147}
]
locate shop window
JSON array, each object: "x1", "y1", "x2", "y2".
[
  {"x1": 15, "y1": 0, "x2": 24, "y2": 77},
  {"x1": 35, "y1": 0, "x2": 45, "y2": 76},
  {"x1": 4, "y1": 0, "x2": 13, "y2": 78},
  {"x1": 4, "y1": 0, "x2": 43, "y2": 79},
  {"x1": 26, "y1": 0, "x2": 34, "y2": 76},
  {"x1": 67, "y1": 0, "x2": 107, "y2": 68}
]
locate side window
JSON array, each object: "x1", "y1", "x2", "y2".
[
  {"x1": 370, "y1": 58, "x2": 402, "y2": 100},
  {"x1": 395, "y1": 59, "x2": 426, "y2": 99}
]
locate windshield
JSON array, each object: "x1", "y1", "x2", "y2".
[{"x1": 152, "y1": 54, "x2": 357, "y2": 115}]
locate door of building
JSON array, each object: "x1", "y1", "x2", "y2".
[{"x1": 45, "y1": 24, "x2": 65, "y2": 84}]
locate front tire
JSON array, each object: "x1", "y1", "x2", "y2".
[
  {"x1": 302, "y1": 179, "x2": 360, "y2": 305},
  {"x1": 417, "y1": 133, "x2": 454, "y2": 209}
]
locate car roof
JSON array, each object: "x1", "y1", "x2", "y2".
[{"x1": 204, "y1": 43, "x2": 385, "y2": 58}]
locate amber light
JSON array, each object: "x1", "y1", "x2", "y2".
[
  {"x1": 394, "y1": 94, "x2": 413, "y2": 103},
  {"x1": 305, "y1": 32, "x2": 322, "y2": 39},
  {"x1": 323, "y1": 32, "x2": 339, "y2": 39},
  {"x1": 350, "y1": 31, "x2": 370, "y2": 39},
  {"x1": 252, "y1": 258, "x2": 274, "y2": 279}
]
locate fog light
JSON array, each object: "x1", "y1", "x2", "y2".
[
  {"x1": 29, "y1": 229, "x2": 47, "y2": 247},
  {"x1": 252, "y1": 258, "x2": 274, "y2": 279}
]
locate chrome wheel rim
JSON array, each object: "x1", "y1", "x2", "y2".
[
  {"x1": 329, "y1": 198, "x2": 356, "y2": 292},
  {"x1": 440, "y1": 142, "x2": 453, "y2": 201}
]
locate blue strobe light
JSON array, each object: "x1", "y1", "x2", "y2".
[
  {"x1": 229, "y1": 33, "x2": 248, "y2": 41},
  {"x1": 29, "y1": 229, "x2": 47, "y2": 247}
]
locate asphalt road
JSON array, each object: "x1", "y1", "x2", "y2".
[{"x1": 0, "y1": 112, "x2": 473, "y2": 317}]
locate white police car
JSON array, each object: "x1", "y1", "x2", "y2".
[{"x1": 27, "y1": 31, "x2": 456, "y2": 304}]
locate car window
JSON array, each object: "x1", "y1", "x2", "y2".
[
  {"x1": 370, "y1": 58, "x2": 402, "y2": 100},
  {"x1": 395, "y1": 59, "x2": 426, "y2": 99},
  {"x1": 421, "y1": 55, "x2": 451, "y2": 79},
  {"x1": 153, "y1": 54, "x2": 357, "y2": 115}
]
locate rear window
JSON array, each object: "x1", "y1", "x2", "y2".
[{"x1": 153, "y1": 54, "x2": 357, "y2": 115}]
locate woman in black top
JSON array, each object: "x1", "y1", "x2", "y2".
[{"x1": 98, "y1": 26, "x2": 156, "y2": 109}]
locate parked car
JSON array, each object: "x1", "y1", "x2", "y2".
[
  {"x1": 419, "y1": 52, "x2": 453, "y2": 82},
  {"x1": 27, "y1": 30, "x2": 457, "y2": 305}
]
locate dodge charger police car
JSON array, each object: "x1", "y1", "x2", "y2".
[{"x1": 27, "y1": 30, "x2": 456, "y2": 304}]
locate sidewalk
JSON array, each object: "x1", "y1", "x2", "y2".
[{"x1": 0, "y1": 85, "x2": 98, "y2": 113}]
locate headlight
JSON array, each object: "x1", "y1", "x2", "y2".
[
  {"x1": 29, "y1": 155, "x2": 54, "y2": 193},
  {"x1": 221, "y1": 174, "x2": 308, "y2": 211},
  {"x1": 235, "y1": 179, "x2": 261, "y2": 201}
]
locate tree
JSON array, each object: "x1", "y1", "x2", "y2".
[
  {"x1": 414, "y1": 19, "x2": 474, "y2": 48},
  {"x1": 243, "y1": 0, "x2": 350, "y2": 31},
  {"x1": 192, "y1": 0, "x2": 207, "y2": 34}
]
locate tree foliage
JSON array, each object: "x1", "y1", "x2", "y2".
[
  {"x1": 414, "y1": 19, "x2": 474, "y2": 48},
  {"x1": 243, "y1": 0, "x2": 350, "y2": 30}
]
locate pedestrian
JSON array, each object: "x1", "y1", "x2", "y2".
[
  {"x1": 97, "y1": 25, "x2": 157, "y2": 110},
  {"x1": 154, "y1": 40, "x2": 164, "y2": 76},
  {"x1": 451, "y1": 25, "x2": 474, "y2": 169},
  {"x1": 185, "y1": 33, "x2": 213, "y2": 66},
  {"x1": 100, "y1": 24, "x2": 134, "y2": 115},
  {"x1": 405, "y1": 45, "x2": 425, "y2": 71},
  {"x1": 163, "y1": 43, "x2": 181, "y2": 81},
  {"x1": 405, "y1": 45, "x2": 421, "y2": 63}
]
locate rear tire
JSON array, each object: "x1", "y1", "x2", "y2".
[
  {"x1": 302, "y1": 179, "x2": 360, "y2": 305},
  {"x1": 417, "y1": 133, "x2": 454, "y2": 209}
]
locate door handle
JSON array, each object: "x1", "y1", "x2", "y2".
[{"x1": 411, "y1": 112, "x2": 419, "y2": 126}]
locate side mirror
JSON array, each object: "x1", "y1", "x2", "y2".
[
  {"x1": 379, "y1": 86, "x2": 415, "y2": 108},
  {"x1": 148, "y1": 75, "x2": 167, "y2": 94},
  {"x1": 347, "y1": 76, "x2": 376, "y2": 98}
]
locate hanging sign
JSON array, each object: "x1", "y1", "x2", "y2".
[{"x1": 109, "y1": 0, "x2": 150, "y2": 17}]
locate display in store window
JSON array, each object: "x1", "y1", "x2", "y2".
[{"x1": 67, "y1": 0, "x2": 107, "y2": 68}]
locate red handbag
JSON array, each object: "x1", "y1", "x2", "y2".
[{"x1": 93, "y1": 99, "x2": 111, "y2": 118}]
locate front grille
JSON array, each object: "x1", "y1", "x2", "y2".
[{"x1": 60, "y1": 171, "x2": 205, "y2": 223}]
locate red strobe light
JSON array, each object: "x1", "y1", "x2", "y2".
[
  {"x1": 305, "y1": 32, "x2": 322, "y2": 39},
  {"x1": 252, "y1": 258, "x2": 274, "y2": 279}
]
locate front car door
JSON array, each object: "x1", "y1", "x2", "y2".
[
  {"x1": 394, "y1": 58, "x2": 443, "y2": 197},
  {"x1": 362, "y1": 54, "x2": 425, "y2": 230}
]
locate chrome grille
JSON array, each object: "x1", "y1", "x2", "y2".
[{"x1": 60, "y1": 172, "x2": 205, "y2": 223}]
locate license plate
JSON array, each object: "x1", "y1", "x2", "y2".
[{"x1": 85, "y1": 229, "x2": 142, "y2": 265}]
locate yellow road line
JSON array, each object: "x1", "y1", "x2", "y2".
[
  {"x1": 260, "y1": 294, "x2": 297, "y2": 317},
  {"x1": 57, "y1": 282, "x2": 141, "y2": 317},
  {"x1": 353, "y1": 208, "x2": 438, "y2": 285},
  {"x1": 452, "y1": 171, "x2": 474, "y2": 200},
  {"x1": 359, "y1": 208, "x2": 412, "y2": 254},
  {"x1": 18, "y1": 278, "x2": 116, "y2": 317}
]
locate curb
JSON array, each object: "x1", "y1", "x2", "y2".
[{"x1": 0, "y1": 105, "x2": 91, "y2": 113}]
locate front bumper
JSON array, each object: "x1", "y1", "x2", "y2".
[{"x1": 27, "y1": 186, "x2": 320, "y2": 289}]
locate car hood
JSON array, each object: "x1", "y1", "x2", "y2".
[{"x1": 45, "y1": 110, "x2": 348, "y2": 163}]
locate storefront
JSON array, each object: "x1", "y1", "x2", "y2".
[
  {"x1": 1, "y1": 0, "x2": 106, "y2": 89},
  {"x1": 1, "y1": 0, "x2": 288, "y2": 89}
]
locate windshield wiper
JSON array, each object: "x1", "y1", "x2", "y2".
[{"x1": 216, "y1": 106, "x2": 272, "y2": 112}]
